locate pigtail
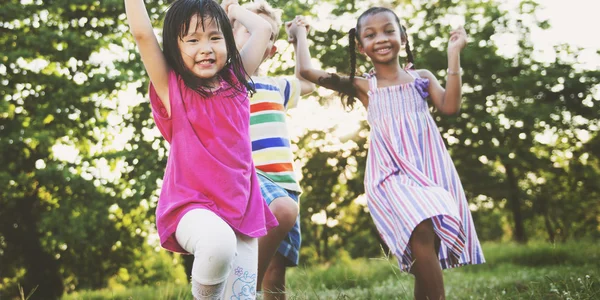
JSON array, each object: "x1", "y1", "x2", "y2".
[
  {"x1": 348, "y1": 28, "x2": 357, "y2": 83},
  {"x1": 402, "y1": 25, "x2": 415, "y2": 69},
  {"x1": 317, "y1": 28, "x2": 359, "y2": 109},
  {"x1": 345, "y1": 27, "x2": 358, "y2": 108}
]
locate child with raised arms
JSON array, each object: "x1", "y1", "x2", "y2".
[
  {"x1": 230, "y1": 1, "x2": 315, "y2": 298},
  {"x1": 124, "y1": 0, "x2": 278, "y2": 298},
  {"x1": 292, "y1": 7, "x2": 485, "y2": 300}
]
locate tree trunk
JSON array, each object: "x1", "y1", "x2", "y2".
[
  {"x1": 543, "y1": 212, "x2": 555, "y2": 243},
  {"x1": 505, "y1": 163, "x2": 527, "y2": 243},
  {"x1": 4, "y1": 195, "x2": 65, "y2": 299}
]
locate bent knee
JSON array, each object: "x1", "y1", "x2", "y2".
[
  {"x1": 409, "y1": 219, "x2": 436, "y2": 249},
  {"x1": 270, "y1": 197, "x2": 299, "y2": 230},
  {"x1": 191, "y1": 234, "x2": 237, "y2": 282}
]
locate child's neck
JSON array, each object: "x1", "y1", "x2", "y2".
[{"x1": 373, "y1": 62, "x2": 405, "y2": 81}]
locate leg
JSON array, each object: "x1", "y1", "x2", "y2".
[
  {"x1": 224, "y1": 234, "x2": 259, "y2": 299},
  {"x1": 257, "y1": 196, "x2": 298, "y2": 288},
  {"x1": 175, "y1": 209, "x2": 237, "y2": 300},
  {"x1": 408, "y1": 219, "x2": 445, "y2": 300},
  {"x1": 261, "y1": 253, "x2": 288, "y2": 300}
]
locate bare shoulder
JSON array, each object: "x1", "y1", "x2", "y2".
[
  {"x1": 352, "y1": 76, "x2": 370, "y2": 107},
  {"x1": 416, "y1": 69, "x2": 437, "y2": 81},
  {"x1": 352, "y1": 76, "x2": 369, "y2": 94}
]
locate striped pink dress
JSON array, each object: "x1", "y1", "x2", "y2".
[{"x1": 364, "y1": 70, "x2": 485, "y2": 271}]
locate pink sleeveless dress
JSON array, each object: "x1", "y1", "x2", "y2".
[
  {"x1": 149, "y1": 68, "x2": 278, "y2": 253},
  {"x1": 364, "y1": 69, "x2": 485, "y2": 270}
]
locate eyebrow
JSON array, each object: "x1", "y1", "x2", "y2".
[
  {"x1": 363, "y1": 22, "x2": 395, "y2": 31},
  {"x1": 183, "y1": 29, "x2": 223, "y2": 37}
]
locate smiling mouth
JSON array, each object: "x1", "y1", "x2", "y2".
[
  {"x1": 375, "y1": 47, "x2": 392, "y2": 54},
  {"x1": 196, "y1": 59, "x2": 215, "y2": 65}
]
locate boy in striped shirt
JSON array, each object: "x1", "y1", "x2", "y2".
[{"x1": 231, "y1": 1, "x2": 315, "y2": 299}]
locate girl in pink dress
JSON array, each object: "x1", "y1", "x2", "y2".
[
  {"x1": 125, "y1": 0, "x2": 277, "y2": 298},
  {"x1": 293, "y1": 8, "x2": 485, "y2": 300}
]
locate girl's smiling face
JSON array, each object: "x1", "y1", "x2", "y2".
[
  {"x1": 357, "y1": 12, "x2": 405, "y2": 64},
  {"x1": 178, "y1": 15, "x2": 228, "y2": 87}
]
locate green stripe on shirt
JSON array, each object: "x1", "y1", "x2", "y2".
[
  {"x1": 261, "y1": 173, "x2": 297, "y2": 184},
  {"x1": 250, "y1": 113, "x2": 286, "y2": 125}
]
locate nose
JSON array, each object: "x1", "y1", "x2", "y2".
[
  {"x1": 198, "y1": 41, "x2": 213, "y2": 55},
  {"x1": 375, "y1": 34, "x2": 389, "y2": 44}
]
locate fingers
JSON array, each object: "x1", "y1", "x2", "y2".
[
  {"x1": 285, "y1": 16, "x2": 310, "y2": 43},
  {"x1": 294, "y1": 16, "x2": 310, "y2": 30},
  {"x1": 221, "y1": 0, "x2": 238, "y2": 14},
  {"x1": 449, "y1": 25, "x2": 467, "y2": 43}
]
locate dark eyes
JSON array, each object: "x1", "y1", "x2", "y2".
[
  {"x1": 365, "y1": 30, "x2": 395, "y2": 38},
  {"x1": 184, "y1": 36, "x2": 223, "y2": 42}
]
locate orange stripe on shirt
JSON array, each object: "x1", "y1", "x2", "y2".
[
  {"x1": 251, "y1": 102, "x2": 284, "y2": 113},
  {"x1": 257, "y1": 163, "x2": 294, "y2": 173}
]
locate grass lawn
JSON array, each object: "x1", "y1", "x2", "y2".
[{"x1": 62, "y1": 241, "x2": 600, "y2": 299}]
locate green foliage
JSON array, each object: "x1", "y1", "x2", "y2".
[
  {"x1": 0, "y1": 0, "x2": 168, "y2": 298},
  {"x1": 291, "y1": 0, "x2": 600, "y2": 264},
  {"x1": 2, "y1": 0, "x2": 600, "y2": 298},
  {"x1": 61, "y1": 242, "x2": 600, "y2": 299}
]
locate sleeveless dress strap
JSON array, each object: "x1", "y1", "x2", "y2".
[
  {"x1": 368, "y1": 75, "x2": 378, "y2": 92},
  {"x1": 404, "y1": 63, "x2": 420, "y2": 80}
]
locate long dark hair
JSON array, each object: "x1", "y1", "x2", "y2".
[
  {"x1": 162, "y1": 0, "x2": 253, "y2": 97},
  {"x1": 324, "y1": 7, "x2": 415, "y2": 109}
]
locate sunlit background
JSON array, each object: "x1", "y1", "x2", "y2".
[{"x1": 2, "y1": 0, "x2": 599, "y2": 299}]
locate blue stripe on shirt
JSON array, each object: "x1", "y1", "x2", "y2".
[
  {"x1": 283, "y1": 81, "x2": 291, "y2": 107},
  {"x1": 252, "y1": 137, "x2": 291, "y2": 151},
  {"x1": 250, "y1": 82, "x2": 279, "y2": 92}
]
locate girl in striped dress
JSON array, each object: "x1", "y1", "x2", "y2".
[{"x1": 294, "y1": 7, "x2": 485, "y2": 300}]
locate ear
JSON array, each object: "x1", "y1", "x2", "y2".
[
  {"x1": 267, "y1": 45, "x2": 277, "y2": 58},
  {"x1": 357, "y1": 42, "x2": 365, "y2": 55}
]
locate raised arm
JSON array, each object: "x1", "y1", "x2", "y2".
[
  {"x1": 293, "y1": 20, "x2": 369, "y2": 106},
  {"x1": 296, "y1": 54, "x2": 369, "y2": 107},
  {"x1": 286, "y1": 17, "x2": 316, "y2": 96},
  {"x1": 421, "y1": 26, "x2": 467, "y2": 115},
  {"x1": 222, "y1": 0, "x2": 271, "y2": 77},
  {"x1": 124, "y1": 0, "x2": 171, "y2": 115}
]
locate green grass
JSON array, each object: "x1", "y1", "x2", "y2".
[{"x1": 63, "y1": 241, "x2": 600, "y2": 300}]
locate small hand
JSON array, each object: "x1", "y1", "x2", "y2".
[
  {"x1": 447, "y1": 25, "x2": 467, "y2": 54},
  {"x1": 221, "y1": 0, "x2": 239, "y2": 20},
  {"x1": 294, "y1": 16, "x2": 310, "y2": 32},
  {"x1": 285, "y1": 16, "x2": 309, "y2": 43}
]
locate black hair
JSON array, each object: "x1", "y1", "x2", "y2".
[
  {"x1": 162, "y1": 0, "x2": 254, "y2": 97},
  {"x1": 322, "y1": 7, "x2": 415, "y2": 109}
]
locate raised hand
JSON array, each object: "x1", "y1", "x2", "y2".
[
  {"x1": 221, "y1": 0, "x2": 239, "y2": 20},
  {"x1": 285, "y1": 16, "x2": 309, "y2": 44},
  {"x1": 447, "y1": 25, "x2": 467, "y2": 54}
]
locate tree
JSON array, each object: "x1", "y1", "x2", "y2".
[
  {"x1": 0, "y1": 1, "x2": 168, "y2": 298},
  {"x1": 293, "y1": 0, "x2": 600, "y2": 262}
]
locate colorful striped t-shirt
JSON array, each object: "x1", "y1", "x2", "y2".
[{"x1": 249, "y1": 76, "x2": 301, "y2": 192}]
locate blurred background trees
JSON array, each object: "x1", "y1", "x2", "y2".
[{"x1": 1, "y1": 0, "x2": 598, "y2": 298}]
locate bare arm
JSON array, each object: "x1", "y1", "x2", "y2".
[
  {"x1": 421, "y1": 26, "x2": 467, "y2": 115},
  {"x1": 286, "y1": 22, "x2": 369, "y2": 107},
  {"x1": 287, "y1": 17, "x2": 316, "y2": 96},
  {"x1": 224, "y1": 3, "x2": 271, "y2": 77},
  {"x1": 298, "y1": 67, "x2": 369, "y2": 107},
  {"x1": 124, "y1": 0, "x2": 170, "y2": 115}
]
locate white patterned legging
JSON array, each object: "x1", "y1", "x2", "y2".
[{"x1": 176, "y1": 209, "x2": 258, "y2": 300}]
